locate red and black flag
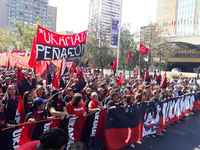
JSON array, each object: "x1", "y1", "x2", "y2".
[
  {"x1": 0, "y1": 119, "x2": 61, "y2": 150},
  {"x1": 104, "y1": 105, "x2": 145, "y2": 150},
  {"x1": 28, "y1": 37, "x2": 48, "y2": 77},
  {"x1": 84, "y1": 109, "x2": 107, "y2": 149}
]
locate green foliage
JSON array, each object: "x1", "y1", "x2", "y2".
[
  {"x1": 0, "y1": 28, "x2": 15, "y2": 51},
  {"x1": 85, "y1": 32, "x2": 114, "y2": 68},
  {"x1": 119, "y1": 25, "x2": 138, "y2": 70},
  {"x1": 14, "y1": 22, "x2": 36, "y2": 50},
  {"x1": 0, "y1": 22, "x2": 36, "y2": 51},
  {"x1": 85, "y1": 25, "x2": 140, "y2": 69}
]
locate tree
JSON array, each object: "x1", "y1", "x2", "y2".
[
  {"x1": 119, "y1": 24, "x2": 138, "y2": 70},
  {"x1": 0, "y1": 21, "x2": 36, "y2": 52},
  {"x1": 14, "y1": 22, "x2": 36, "y2": 50},
  {"x1": 140, "y1": 23, "x2": 174, "y2": 70},
  {"x1": 0, "y1": 28, "x2": 15, "y2": 51},
  {"x1": 85, "y1": 32, "x2": 114, "y2": 68}
]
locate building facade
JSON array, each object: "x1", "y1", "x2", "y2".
[
  {"x1": 47, "y1": 6, "x2": 57, "y2": 31},
  {"x1": 157, "y1": 0, "x2": 200, "y2": 71},
  {"x1": 156, "y1": 0, "x2": 177, "y2": 37},
  {"x1": 157, "y1": 0, "x2": 200, "y2": 38},
  {"x1": 0, "y1": 0, "x2": 57, "y2": 31},
  {"x1": 0, "y1": 0, "x2": 8, "y2": 28},
  {"x1": 88, "y1": 0, "x2": 122, "y2": 46}
]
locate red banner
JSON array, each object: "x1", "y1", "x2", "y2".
[
  {"x1": 35, "y1": 26, "x2": 87, "y2": 61},
  {"x1": 0, "y1": 52, "x2": 29, "y2": 68}
]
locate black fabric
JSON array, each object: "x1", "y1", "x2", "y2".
[
  {"x1": 48, "y1": 99, "x2": 65, "y2": 112},
  {"x1": 73, "y1": 79, "x2": 86, "y2": 93},
  {"x1": 106, "y1": 104, "x2": 145, "y2": 128},
  {"x1": 4, "y1": 98, "x2": 18, "y2": 124}
]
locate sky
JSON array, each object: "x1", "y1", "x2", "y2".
[{"x1": 49, "y1": 0, "x2": 157, "y2": 33}]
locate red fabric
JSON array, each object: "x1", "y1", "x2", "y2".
[
  {"x1": 139, "y1": 43, "x2": 150, "y2": 55},
  {"x1": 11, "y1": 50, "x2": 26, "y2": 56},
  {"x1": 52, "y1": 65, "x2": 62, "y2": 89},
  {"x1": 105, "y1": 128, "x2": 135, "y2": 150},
  {"x1": 28, "y1": 37, "x2": 37, "y2": 68},
  {"x1": 17, "y1": 140, "x2": 40, "y2": 150},
  {"x1": 116, "y1": 73, "x2": 124, "y2": 86},
  {"x1": 133, "y1": 123, "x2": 143, "y2": 143},
  {"x1": 19, "y1": 124, "x2": 33, "y2": 145},
  {"x1": 125, "y1": 50, "x2": 133, "y2": 65},
  {"x1": 160, "y1": 72, "x2": 167, "y2": 89},
  {"x1": 69, "y1": 63, "x2": 77, "y2": 75},
  {"x1": 15, "y1": 96, "x2": 25, "y2": 123},
  {"x1": 17, "y1": 68, "x2": 25, "y2": 81},
  {"x1": 76, "y1": 67, "x2": 84, "y2": 79},
  {"x1": 88, "y1": 99, "x2": 100, "y2": 110},
  {"x1": 37, "y1": 25, "x2": 87, "y2": 47},
  {"x1": 28, "y1": 37, "x2": 48, "y2": 77},
  {"x1": 66, "y1": 101, "x2": 86, "y2": 118},
  {"x1": 73, "y1": 116, "x2": 86, "y2": 142},
  {"x1": 111, "y1": 58, "x2": 118, "y2": 71}
]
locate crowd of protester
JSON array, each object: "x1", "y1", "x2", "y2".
[{"x1": 0, "y1": 65, "x2": 199, "y2": 149}]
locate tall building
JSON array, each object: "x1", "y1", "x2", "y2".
[
  {"x1": 176, "y1": 0, "x2": 200, "y2": 36},
  {"x1": 156, "y1": 0, "x2": 177, "y2": 37},
  {"x1": 88, "y1": 0, "x2": 122, "y2": 46},
  {"x1": 47, "y1": 6, "x2": 57, "y2": 31},
  {"x1": 157, "y1": 0, "x2": 200, "y2": 39},
  {"x1": 0, "y1": 0, "x2": 57, "y2": 31},
  {"x1": 156, "y1": 0, "x2": 200, "y2": 71},
  {"x1": 0, "y1": 0, "x2": 8, "y2": 28}
]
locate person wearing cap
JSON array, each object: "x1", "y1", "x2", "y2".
[
  {"x1": 88, "y1": 92, "x2": 103, "y2": 113},
  {"x1": 65, "y1": 93, "x2": 87, "y2": 117},
  {"x1": 25, "y1": 97, "x2": 48, "y2": 122}
]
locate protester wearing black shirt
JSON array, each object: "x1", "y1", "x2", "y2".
[
  {"x1": 23, "y1": 91, "x2": 33, "y2": 115},
  {"x1": 4, "y1": 84, "x2": 19, "y2": 124},
  {"x1": 48, "y1": 92, "x2": 67, "y2": 118},
  {"x1": 26, "y1": 97, "x2": 48, "y2": 122},
  {"x1": 107, "y1": 90, "x2": 123, "y2": 108},
  {"x1": 0, "y1": 112, "x2": 7, "y2": 130}
]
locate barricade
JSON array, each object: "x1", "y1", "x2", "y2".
[{"x1": 0, "y1": 93, "x2": 200, "y2": 150}]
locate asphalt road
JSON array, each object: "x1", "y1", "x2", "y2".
[{"x1": 133, "y1": 113, "x2": 200, "y2": 150}]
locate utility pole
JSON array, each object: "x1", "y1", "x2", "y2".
[{"x1": 116, "y1": 0, "x2": 123, "y2": 74}]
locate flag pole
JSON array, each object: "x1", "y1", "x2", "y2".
[{"x1": 116, "y1": 0, "x2": 123, "y2": 74}]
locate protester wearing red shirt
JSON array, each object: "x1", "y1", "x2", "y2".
[
  {"x1": 88, "y1": 92, "x2": 103, "y2": 112},
  {"x1": 66, "y1": 93, "x2": 87, "y2": 117}
]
